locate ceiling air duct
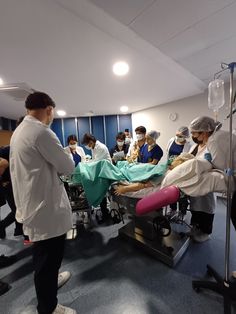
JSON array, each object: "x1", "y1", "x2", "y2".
[{"x1": 0, "y1": 83, "x2": 35, "y2": 101}]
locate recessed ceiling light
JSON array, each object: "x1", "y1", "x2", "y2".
[
  {"x1": 0, "y1": 77, "x2": 4, "y2": 85},
  {"x1": 113, "y1": 62, "x2": 129, "y2": 76},
  {"x1": 120, "y1": 106, "x2": 129, "y2": 113},
  {"x1": 57, "y1": 110, "x2": 66, "y2": 117}
]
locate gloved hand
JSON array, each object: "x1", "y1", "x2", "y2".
[{"x1": 204, "y1": 152, "x2": 212, "y2": 162}]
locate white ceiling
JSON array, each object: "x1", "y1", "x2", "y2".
[{"x1": 0, "y1": 0, "x2": 235, "y2": 119}]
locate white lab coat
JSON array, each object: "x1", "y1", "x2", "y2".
[
  {"x1": 64, "y1": 145, "x2": 86, "y2": 162},
  {"x1": 10, "y1": 115, "x2": 75, "y2": 242},
  {"x1": 91, "y1": 140, "x2": 112, "y2": 162},
  {"x1": 189, "y1": 143, "x2": 216, "y2": 214},
  {"x1": 207, "y1": 130, "x2": 236, "y2": 172}
]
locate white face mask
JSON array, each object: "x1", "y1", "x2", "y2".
[
  {"x1": 85, "y1": 145, "x2": 91, "y2": 150},
  {"x1": 136, "y1": 134, "x2": 144, "y2": 141},
  {"x1": 175, "y1": 136, "x2": 185, "y2": 143},
  {"x1": 69, "y1": 144, "x2": 77, "y2": 149},
  {"x1": 125, "y1": 137, "x2": 131, "y2": 144},
  {"x1": 117, "y1": 141, "x2": 124, "y2": 147}
]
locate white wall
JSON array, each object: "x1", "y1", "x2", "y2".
[{"x1": 131, "y1": 83, "x2": 233, "y2": 161}]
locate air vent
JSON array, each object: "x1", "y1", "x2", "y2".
[{"x1": 0, "y1": 83, "x2": 35, "y2": 101}]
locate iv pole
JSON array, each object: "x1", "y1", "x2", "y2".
[{"x1": 192, "y1": 62, "x2": 236, "y2": 314}]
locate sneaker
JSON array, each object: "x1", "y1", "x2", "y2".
[
  {"x1": 0, "y1": 254, "x2": 17, "y2": 268},
  {"x1": 0, "y1": 280, "x2": 10, "y2": 296},
  {"x1": 58, "y1": 271, "x2": 71, "y2": 289},
  {"x1": 52, "y1": 304, "x2": 76, "y2": 314},
  {"x1": 192, "y1": 231, "x2": 210, "y2": 243}
]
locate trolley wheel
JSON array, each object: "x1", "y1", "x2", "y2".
[{"x1": 153, "y1": 216, "x2": 171, "y2": 237}]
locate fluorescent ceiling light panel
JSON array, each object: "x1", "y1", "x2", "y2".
[
  {"x1": 120, "y1": 105, "x2": 128, "y2": 113},
  {"x1": 57, "y1": 110, "x2": 66, "y2": 116},
  {"x1": 113, "y1": 61, "x2": 129, "y2": 76}
]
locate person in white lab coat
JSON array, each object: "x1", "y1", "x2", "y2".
[
  {"x1": 64, "y1": 134, "x2": 86, "y2": 167},
  {"x1": 82, "y1": 133, "x2": 111, "y2": 223},
  {"x1": 10, "y1": 92, "x2": 76, "y2": 314},
  {"x1": 188, "y1": 116, "x2": 235, "y2": 243}
]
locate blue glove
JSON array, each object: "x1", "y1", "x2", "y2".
[{"x1": 204, "y1": 153, "x2": 212, "y2": 162}]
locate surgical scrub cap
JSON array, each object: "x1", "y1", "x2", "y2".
[
  {"x1": 177, "y1": 126, "x2": 189, "y2": 138},
  {"x1": 147, "y1": 130, "x2": 160, "y2": 140},
  {"x1": 190, "y1": 116, "x2": 220, "y2": 132}
]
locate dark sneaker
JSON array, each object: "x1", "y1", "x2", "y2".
[
  {"x1": 0, "y1": 254, "x2": 17, "y2": 268},
  {"x1": 0, "y1": 280, "x2": 10, "y2": 296},
  {"x1": 0, "y1": 226, "x2": 6, "y2": 239}
]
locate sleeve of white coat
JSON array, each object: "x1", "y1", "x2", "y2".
[
  {"x1": 94, "y1": 145, "x2": 109, "y2": 161},
  {"x1": 207, "y1": 131, "x2": 232, "y2": 171},
  {"x1": 166, "y1": 138, "x2": 174, "y2": 153},
  {"x1": 36, "y1": 128, "x2": 75, "y2": 175}
]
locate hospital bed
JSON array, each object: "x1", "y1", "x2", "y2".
[
  {"x1": 110, "y1": 186, "x2": 191, "y2": 267},
  {"x1": 71, "y1": 158, "x2": 227, "y2": 265}
]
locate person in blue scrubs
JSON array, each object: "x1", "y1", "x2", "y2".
[
  {"x1": 139, "y1": 130, "x2": 163, "y2": 164},
  {"x1": 64, "y1": 135, "x2": 85, "y2": 167},
  {"x1": 166, "y1": 126, "x2": 192, "y2": 160}
]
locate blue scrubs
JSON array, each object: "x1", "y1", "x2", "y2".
[
  {"x1": 72, "y1": 152, "x2": 81, "y2": 167},
  {"x1": 139, "y1": 143, "x2": 163, "y2": 163},
  {"x1": 168, "y1": 141, "x2": 184, "y2": 157}
]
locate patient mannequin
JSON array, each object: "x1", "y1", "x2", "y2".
[{"x1": 114, "y1": 153, "x2": 194, "y2": 195}]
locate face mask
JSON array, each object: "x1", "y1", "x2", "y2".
[
  {"x1": 136, "y1": 134, "x2": 144, "y2": 141},
  {"x1": 117, "y1": 141, "x2": 124, "y2": 147},
  {"x1": 69, "y1": 144, "x2": 77, "y2": 149},
  {"x1": 125, "y1": 137, "x2": 131, "y2": 144},
  {"x1": 175, "y1": 136, "x2": 185, "y2": 143},
  {"x1": 192, "y1": 136, "x2": 203, "y2": 144},
  {"x1": 85, "y1": 145, "x2": 91, "y2": 150}
]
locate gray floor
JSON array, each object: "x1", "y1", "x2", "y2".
[{"x1": 0, "y1": 198, "x2": 236, "y2": 314}]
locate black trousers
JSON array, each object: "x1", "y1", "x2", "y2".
[
  {"x1": 231, "y1": 190, "x2": 236, "y2": 230},
  {"x1": 0, "y1": 183, "x2": 22, "y2": 231},
  {"x1": 100, "y1": 197, "x2": 109, "y2": 216},
  {"x1": 190, "y1": 211, "x2": 214, "y2": 234},
  {"x1": 33, "y1": 234, "x2": 66, "y2": 314}
]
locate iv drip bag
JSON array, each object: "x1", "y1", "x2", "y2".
[{"x1": 208, "y1": 79, "x2": 225, "y2": 111}]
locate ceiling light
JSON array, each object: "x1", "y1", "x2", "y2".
[
  {"x1": 57, "y1": 110, "x2": 66, "y2": 117},
  {"x1": 113, "y1": 62, "x2": 129, "y2": 76},
  {"x1": 120, "y1": 106, "x2": 129, "y2": 113},
  {"x1": 0, "y1": 77, "x2": 3, "y2": 85},
  {"x1": 0, "y1": 86, "x2": 19, "y2": 91}
]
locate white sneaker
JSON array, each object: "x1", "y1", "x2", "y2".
[
  {"x1": 193, "y1": 231, "x2": 210, "y2": 243},
  {"x1": 58, "y1": 271, "x2": 71, "y2": 289},
  {"x1": 52, "y1": 304, "x2": 76, "y2": 314}
]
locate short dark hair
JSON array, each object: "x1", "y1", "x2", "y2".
[
  {"x1": 67, "y1": 134, "x2": 78, "y2": 144},
  {"x1": 25, "y1": 92, "x2": 55, "y2": 110},
  {"x1": 82, "y1": 133, "x2": 96, "y2": 145},
  {"x1": 125, "y1": 129, "x2": 129, "y2": 132},
  {"x1": 116, "y1": 132, "x2": 125, "y2": 140},
  {"x1": 135, "y1": 126, "x2": 146, "y2": 134}
]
